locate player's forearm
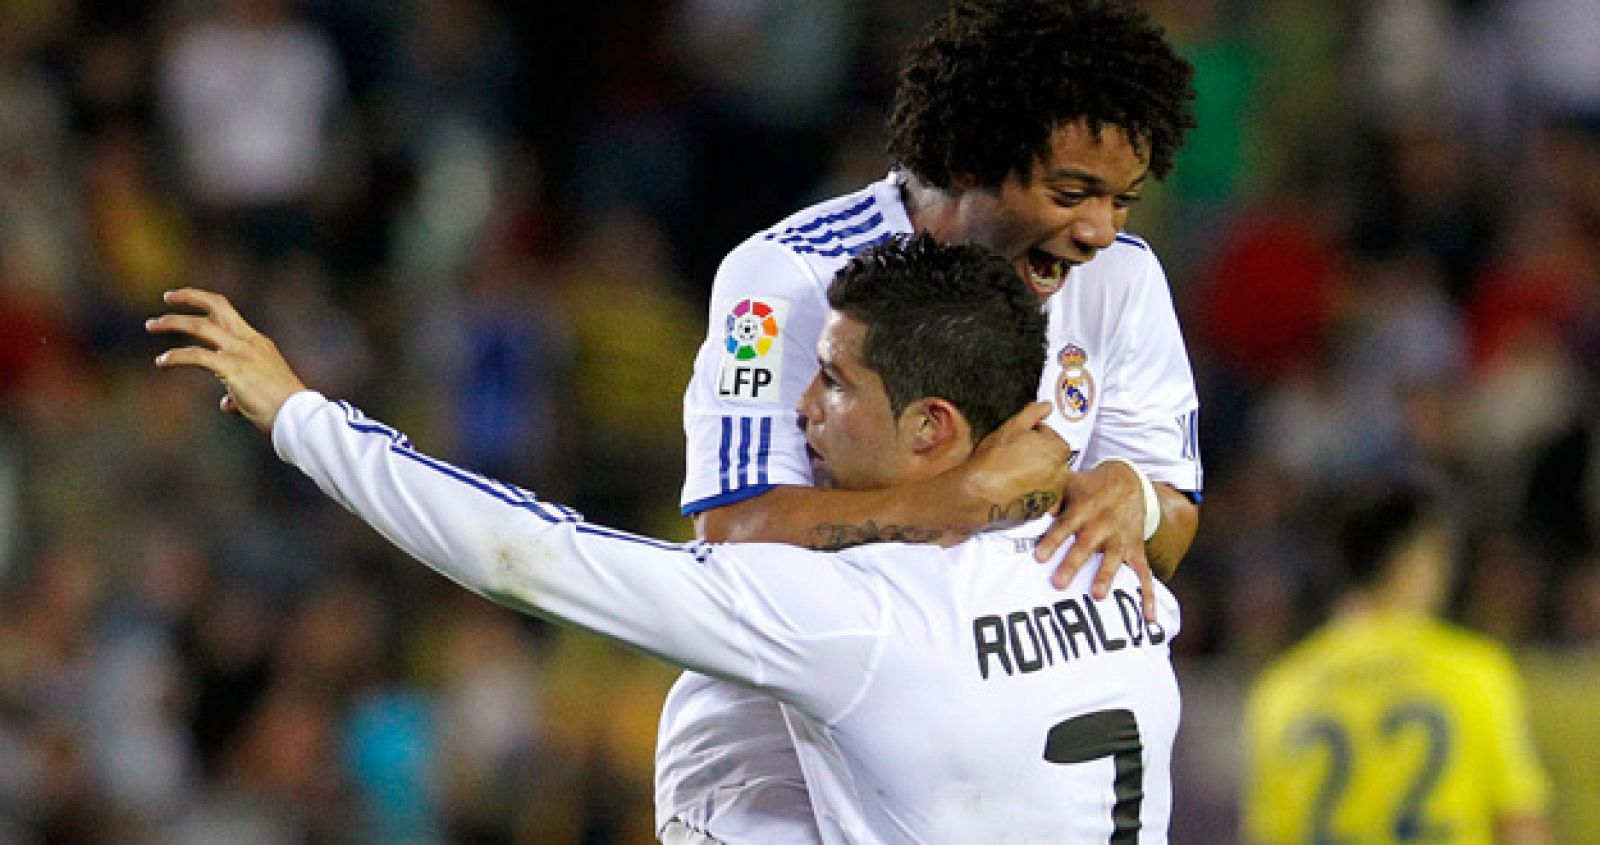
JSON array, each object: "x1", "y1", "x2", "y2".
[
  {"x1": 1146, "y1": 485, "x2": 1198, "y2": 580},
  {"x1": 272, "y1": 391, "x2": 543, "y2": 600},
  {"x1": 696, "y1": 471, "x2": 1055, "y2": 550},
  {"x1": 273, "y1": 391, "x2": 762, "y2": 677}
]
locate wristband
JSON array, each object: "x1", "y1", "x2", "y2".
[{"x1": 1096, "y1": 457, "x2": 1160, "y2": 541}]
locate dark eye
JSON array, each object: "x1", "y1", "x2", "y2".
[
  {"x1": 1052, "y1": 191, "x2": 1087, "y2": 208},
  {"x1": 1114, "y1": 193, "x2": 1144, "y2": 210}
]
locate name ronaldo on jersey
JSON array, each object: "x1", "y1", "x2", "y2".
[{"x1": 972, "y1": 587, "x2": 1167, "y2": 680}]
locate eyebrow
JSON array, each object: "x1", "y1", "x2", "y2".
[
  {"x1": 820, "y1": 350, "x2": 865, "y2": 390},
  {"x1": 1043, "y1": 169, "x2": 1149, "y2": 192}
]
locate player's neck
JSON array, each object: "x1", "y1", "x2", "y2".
[
  {"x1": 1336, "y1": 588, "x2": 1436, "y2": 620},
  {"x1": 901, "y1": 175, "x2": 961, "y2": 239}
]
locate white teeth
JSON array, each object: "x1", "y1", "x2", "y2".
[{"x1": 1030, "y1": 258, "x2": 1067, "y2": 290}]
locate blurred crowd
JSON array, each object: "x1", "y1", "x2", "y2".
[{"x1": 1, "y1": 0, "x2": 1597, "y2": 842}]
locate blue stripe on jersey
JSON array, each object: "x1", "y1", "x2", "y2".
[
  {"x1": 339, "y1": 401, "x2": 413, "y2": 449},
  {"x1": 718, "y1": 415, "x2": 773, "y2": 493},
  {"x1": 1177, "y1": 408, "x2": 1204, "y2": 496},
  {"x1": 718, "y1": 416, "x2": 734, "y2": 493},
  {"x1": 1177, "y1": 410, "x2": 1198, "y2": 462},
  {"x1": 756, "y1": 417, "x2": 772, "y2": 486},
  {"x1": 773, "y1": 211, "x2": 885, "y2": 249},
  {"x1": 767, "y1": 194, "x2": 876, "y2": 238},
  {"x1": 682, "y1": 484, "x2": 777, "y2": 517},
  {"x1": 338, "y1": 400, "x2": 582, "y2": 522},
  {"x1": 576, "y1": 522, "x2": 714, "y2": 560},
  {"x1": 791, "y1": 229, "x2": 896, "y2": 259},
  {"x1": 392, "y1": 437, "x2": 581, "y2": 524},
  {"x1": 336, "y1": 405, "x2": 711, "y2": 558},
  {"x1": 736, "y1": 417, "x2": 754, "y2": 489},
  {"x1": 1114, "y1": 232, "x2": 1149, "y2": 251}
]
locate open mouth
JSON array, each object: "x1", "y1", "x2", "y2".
[
  {"x1": 805, "y1": 442, "x2": 837, "y2": 489},
  {"x1": 1025, "y1": 249, "x2": 1073, "y2": 296}
]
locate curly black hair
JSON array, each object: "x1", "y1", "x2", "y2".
[
  {"x1": 888, "y1": 0, "x2": 1196, "y2": 189},
  {"x1": 828, "y1": 233, "x2": 1046, "y2": 441}
]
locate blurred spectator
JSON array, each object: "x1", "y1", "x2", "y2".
[
  {"x1": 1189, "y1": 192, "x2": 1344, "y2": 391},
  {"x1": 569, "y1": 1, "x2": 694, "y2": 266},
  {"x1": 669, "y1": 0, "x2": 860, "y2": 281},
  {"x1": 81, "y1": 127, "x2": 192, "y2": 317},
  {"x1": 1149, "y1": 0, "x2": 1265, "y2": 279},
  {"x1": 431, "y1": 598, "x2": 545, "y2": 840},
  {"x1": 1523, "y1": 401, "x2": 1600, "y2": 564},
  {"x1": 160, "y1": 0, "x2": 345, "y2": 262},
  {"x1": 1504, "y1": 0, "x2": 1600, "y2": 129},
  {"x1": 391, "y1": 0, "x2": 519, "y2": 155},
  {"x1": 557, "y1": 206, "x2": 699, "y2": 536}
]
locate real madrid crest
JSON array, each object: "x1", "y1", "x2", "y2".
[{"x1": 1054, "y1": 343, "x2": 1095, "y2": 422}]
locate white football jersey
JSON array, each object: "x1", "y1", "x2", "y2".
[
  {"x1": 667, "y1": 175, "x2": 1202, "y2": 841},
  {"x1": 273, "y1": 391, "x2": 1183, "y2": 844}
]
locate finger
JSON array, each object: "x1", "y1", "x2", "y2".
[
  {"x1": 1012, "y1": 401, "x2": 1053, "y2": 431},
  {"x1": 145, "y1": 314, "x2": 231, "y2": 349},
  {"x1": 1036, "y1": 516, "x2": 1076, "y2": 564},
  {"x1": 155, "y1": 345, "x2": 224, "y2": 375},
  {"x1": 163, "y1": 288, "x2": 248, "y2": 332},
  {"x1": 1131, "y1": 553, "x2": 1157, "y2": 623},
  {"x1": 1053, "y1": 533, "x2": 1100, "y2": 590},
  {"x1": 1090, "y1": 545, "x2": 1122, "y2": 601},
  {"x1": 1037, "y1": 504, "x2": 1087, "y2": 562}
]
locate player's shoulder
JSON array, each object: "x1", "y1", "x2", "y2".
[
  {"x1": 1416, "y1": 619, "x2": 1520, "y2": 676},
  {"x1": 1250, "y1": 632, "x2": 1321, "y2": 696},
  {"x1": 1249, "y1": 619, "x2": 1359, "y2": 700},
  {"x1": 734, "y1": 176, "x2": 910, "y2": 274}
]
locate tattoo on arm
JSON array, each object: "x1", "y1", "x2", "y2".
[
  {"x1": 987, "y1": 491, "x2": 1060, "y2": 524},
  {"x1": 810, "y1": 519, "x2": 947, "y2": 551}
]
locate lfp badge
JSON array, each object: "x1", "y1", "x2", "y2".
[
  {"x1": 718, "y1": 296, "x2": 789, "y2": 403},
  {"x1": 1054, "y1": 343, "x2": 1095, "y2": 422},
  {"x1": 725, "y1": 298, "x2": 780, "y2": 359}
]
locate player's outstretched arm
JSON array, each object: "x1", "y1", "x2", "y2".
[
  {"x1": 696, "y1": 402, "x2": 1073, "y2": 550},
  {"x1": 146, "y1": 288, "x2": 307, "y2": 432},
  {"x1": 148, "y1": 289, "x2": 870, "y2": 691}
]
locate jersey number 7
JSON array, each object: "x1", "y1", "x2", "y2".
[{"x1": 1044, "y1": 709, "x2": 1144, "y2": 844}]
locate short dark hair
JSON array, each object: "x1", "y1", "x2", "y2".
[
  {"x1": 1337, "y1": 479, "x2": 1447, "y2": 588},
  {"x1": 827, "y1": 233, "x2": 1046, "y2": 441},
  {"x1": 888, "y1": 0, "x2": 1196, "y2": 189}
]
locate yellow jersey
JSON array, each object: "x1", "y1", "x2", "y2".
[{"x1": 1243, "y1": 613, "x2": 1550, "y2": 845}]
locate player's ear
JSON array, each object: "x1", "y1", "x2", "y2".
[{"x1": 902, "y1": 397, "x2": 968, "y2": 455}]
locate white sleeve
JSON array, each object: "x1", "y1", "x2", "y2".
[
  {"x1": 275, "y1": 391, "x2": 883, "y2": 719},
  {"x1": 680, "y1": 237, "x2": 831, "y2": 515},
  {"x1": 1080, "y1": 249, "x2": 1203, "y2": 496}
]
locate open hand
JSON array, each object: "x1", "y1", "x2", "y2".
[
  {"x1": 1036, "y1": 460, "x2": 1156, "y2": 621},
  {"x1": 146, "y1": 288, "x2": 306, "y2": 432}
]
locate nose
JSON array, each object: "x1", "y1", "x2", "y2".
[
  {"x1": 1069, "y1": 199, "x2": 1119, "y2": 252},
  {"x1": 797, "y1": 375, "x2": 822, "y2": 427}
]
